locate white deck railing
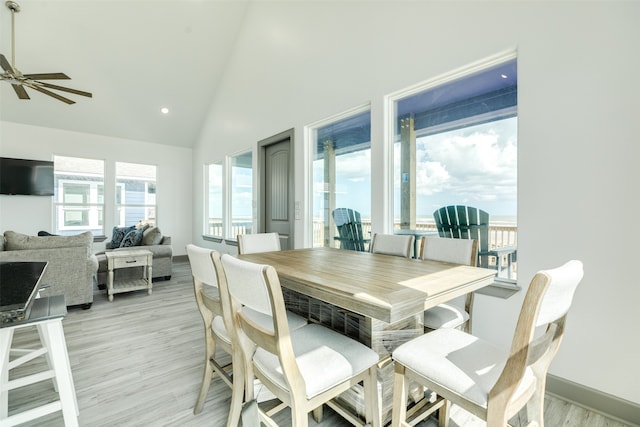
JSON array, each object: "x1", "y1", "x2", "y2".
[
  {"x1": 206, "y1": 219, "x2": 517, "y2": 251},
  {"x1": 312, "y1": 220, "x2": 517, "y2": 251}
]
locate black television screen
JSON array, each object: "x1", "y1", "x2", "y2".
[{"x1": 0, "y1": 157, "x2": 54, "y2": 196}]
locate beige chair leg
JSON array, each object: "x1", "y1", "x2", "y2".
[
  {"x1": 193, "y1": 358, "x2": 214, "y2": 414},
  {"x1": 391, "y1": 364, "x2": 408, "y2": 427},
  {"x1": 437, "y1": 399, "x2": 450, "y2": 427},
  {"x1": 291, "y1": 404, "x2": 308, "y2": 427},
  {"x1": 526, "y1": 374, "x2": 546, "y2": 426},
  {"x1": 312, "y1": 406, "x2": 324, "y2": 423},
  {"x1": 365, "y1": 366, "x2": 381, "y2": 427},
  {"x1": 228, "y1": 354, "x2": 247, "y2": 427}
]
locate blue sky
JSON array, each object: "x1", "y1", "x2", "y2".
[{"x1": 313, "y1": 117, "x2": 517, "y2": 223}]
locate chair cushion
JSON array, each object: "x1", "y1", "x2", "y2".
[
  {"x1": 423, "y1": 303, "x2": 469, "y2": 329},
  {"x1": 392, "y1": 328, "x2": 535, "y2": 409},
  {"x1": 253, "y1": 323, "x2": 378, "y2": 399}
]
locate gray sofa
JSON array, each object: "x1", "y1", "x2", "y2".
[
  {"x1": 95, "y1": 233, "x2": 172, "y2": 287},
  {"x1": 0, "y1": 231, "x2": 98, "y2": 308}
]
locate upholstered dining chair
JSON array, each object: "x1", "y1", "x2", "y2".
[
  {"x1": 186, "y1": 244, "x2": 306, "y2": 418},
  {"x1": 420, "y1": 236, "x2": 479, "y2": 333},
  {"x1": 186, "y1": 244, "x2": 234, "y2": 415},
  {"x1": 219, "y1": 253, "x2": 381, "y2": 427},
  {"x1": 237, "y1": 232, "x2": 281, "y2": 255},
  {"x1": 391, "y1": 260, "x2": 584, "y2": 427},
  {"x1": 369, "y1": 233, "x2": 415, "y2": 258}
]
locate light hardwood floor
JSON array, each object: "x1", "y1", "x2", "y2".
[{"x1": 8, "y1": 260, "x2": 630, "y2": 426}]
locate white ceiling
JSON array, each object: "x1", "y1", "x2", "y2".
[{"x1": 0, "y1": 0, "x2": 251, "y2": 148}]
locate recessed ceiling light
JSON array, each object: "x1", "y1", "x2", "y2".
[
  {"x1": 161, "y1": 107, "x2": 169, "y2": 114},
  {"x1": 501, "y1": 74, "x2": 508, "y2": 79}
]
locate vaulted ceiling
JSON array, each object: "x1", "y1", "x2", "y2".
[{"x1": 0, "y1": 1, "x2": 251, "y2": 148}]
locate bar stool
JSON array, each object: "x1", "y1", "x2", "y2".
[{"x1": 0, "y1": 295, "x2": 79, "y2": 426}]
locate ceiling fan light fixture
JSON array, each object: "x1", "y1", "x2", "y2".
[{"x1": 0, "y1": 1, "x2": 93, "y2": 104}]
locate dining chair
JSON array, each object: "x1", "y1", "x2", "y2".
[
  {"x1": 369, "y1": 233, "x2": 415, "y2": 258},
  {"x1": 391, "y1": 260, "x2": 584, "y2": 427},
  {"x1": 433, "y1": 205, "x2": 517, "y2": 279},
  {"x1": 237, "y1": 232, "x2": 281, "y2": 255},
  {"x1": 219, "y1": 253, "x2": 381, "y2": 427},
  {"x1": 186, "y1": 244, "x2": 234, "y2": 415},
  {"x1": 187, "y1": 244, "x2": 307, "y2": 420},
  {"x1": 420, "y1": 236, "x2": 478, "y2": 333}
]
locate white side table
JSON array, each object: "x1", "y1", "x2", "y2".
[{"x1": 105, "y1": 249, "x2": 153, "y2": 302}]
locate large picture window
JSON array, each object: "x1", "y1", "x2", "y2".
[
  {"x1": 204, "y1": 162, "x2": 223, "y2": 238},
  {"x1": 391, "y1": 55, "x2": 518, "y2": 280},
  {"x1": 53, "y1": 155, "x2": 105, "y2": 236},
  {"x1": 309, "y1": 107, "x2": 371, "y2": 249},
  {"x1": 229, "y1": 151, "x2": 253, "y2": 239},
  {"x1": 115, "y1": 162, "x2": 157, "y2": 227},
  {"x1": 203, "y1": 154, "x2": 254, "y2": 240}
]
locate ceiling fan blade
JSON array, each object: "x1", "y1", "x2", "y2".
[
  {"x1": 23, "y1": 72, "x2": 70, "y2": 80},
  {"x1": 0, "y1": 54, "x2": 15, "y2": 73},
  {"x1": 24, "y1": 82, "x2": 75, "y2": 104},
  {"x1": 12, "y1": 83, "x2": 29, "y2": 99},
  {"x1": 37, "y1": 81, "x2": 92, "y2": 98}
]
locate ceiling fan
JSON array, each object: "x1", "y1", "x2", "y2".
[{"x1": 0, "y1": 1, "x2": 92, "y2": 104}]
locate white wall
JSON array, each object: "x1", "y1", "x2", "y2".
[
  {"x1": 0, "y1": 122, "x2": 192, "y2": 256},
  {"x1": 192, "y1": 2, "x2": 640, "y2": 405}
]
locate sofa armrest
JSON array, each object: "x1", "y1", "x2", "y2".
[{"x1": 0, "y1": 247, "x2": 96, "y2": 306}]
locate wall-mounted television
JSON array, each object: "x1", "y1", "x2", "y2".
[{"x1": 0, "y1": 157, "x2": 55, "y2": 196}]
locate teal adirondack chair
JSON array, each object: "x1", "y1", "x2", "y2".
[
  {"x1": 433, "y1": 205, "x2": 517, "y2": 279},
  {"x1": 332, "y1": 208, "x2": 370, "y2": 252}
]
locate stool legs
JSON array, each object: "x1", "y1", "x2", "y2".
[
  {"x1": 0, "y1": 319, "x2": 79, "y2": 426},
  {"x1": 0, "y1": 329, "x2": 15, "y2": 419},
  {"x1": 40, "y1": 320, "x2": 79, "y2": 423}
]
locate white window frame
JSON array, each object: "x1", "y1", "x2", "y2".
[
  {"x1": 227, "y1": 150, "x2": 254, "y2": 240},
  {"x1": 305, "y1": 103, "x2": 372, "y2": 248},
  {"x1": 115, "y1": 162, "x2": 157, "y2": 227},
  {"x1": 53, "y1": 156, "x2": 105, "y2": 236},
  {"x1": 203, "y1": 161, "x2": 224, "y2": 239}
]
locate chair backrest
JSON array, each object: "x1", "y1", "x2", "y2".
[
  {"x1": 420, "y1": 236, "x2": 478, "y2": 266},
  {"x1": 369, "y1": 233, "x2": 414, "y2": 258},
  {"x1": 186, "y1": 243, "x2": 223, "y2": 321},
  {"x1": 219, "y1": 254, "x2": 302, "y2": 391},
  {"x1": 332, "y1": 208, "x2": 367, "y2": 252},
  {"x1": 491, "y1": 260, "x2": 583, "y2": 410},
  {"x1": 237, "y1": 232, "x2": 281, "y2": 255}
]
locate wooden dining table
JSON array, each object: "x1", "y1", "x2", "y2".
[{"x1": 237, "y1": 246, "x2": 497, "y2": 425}]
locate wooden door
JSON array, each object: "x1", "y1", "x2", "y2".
[{"x1": 258, "y1": 129, "x2": 294, "y2": 250}]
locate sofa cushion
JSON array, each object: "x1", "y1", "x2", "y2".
[
  {"x1": 0, "y1": 235, "x2": 4, "y2": 251},
  {"x1": 120, "y1": 228, "x2": 145, "y2": 247},
  {"x1": 142, "y1": 227, "x2": 163, "y2": 246},
  {"x1": 4, "y1": 230, "x2": 93, "y2": 251},
  {"x1": 108, "y1": 226, "x2": 135, "y2": 249}
]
